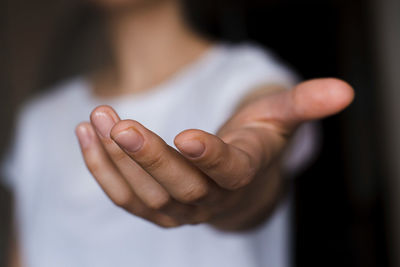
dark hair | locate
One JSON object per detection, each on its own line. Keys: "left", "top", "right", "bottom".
{"left": 182, "top": 0, "right": 249, "bottom": 42}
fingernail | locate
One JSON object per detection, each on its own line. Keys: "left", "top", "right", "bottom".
{"left": 76, "top": 124, "right": 93, "bottom": 149}
{"left": 92, "top": 112, "right": 117, "bottom": 138}
{"left": 113, "top": 127, "right": 144, "bottom": 153}
{"left": 177, "top": 140, "right": 205, "bottom": 158}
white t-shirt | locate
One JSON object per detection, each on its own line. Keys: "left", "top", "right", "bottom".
{"left": 3, "top": 43, "right": 315, "bottom": 267}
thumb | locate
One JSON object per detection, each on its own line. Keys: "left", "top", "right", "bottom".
{"left": 288, "top": 78, "right": 355, "bottom": 122}
{"left": 235, "top": 78, "right": 355, "bottom": 134}
{"left": 213, "top": 78, "right": 354, "bottom": 172}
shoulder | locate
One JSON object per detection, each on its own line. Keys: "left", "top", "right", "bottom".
{"left": 11, "top": 76, "right": 89, "bottom": 146}
{"left": 17, "top": 77, "right": 88, "bottom": 126}
{"left": 195, "top": 44, "right": 299, "bottom": 129}
{"left": 221, "top": 43, "right": 277, "bottom": 66}
{"left": 3, "top": 77, "right": 87, "bottom": 188}
{"left": 10, "top": 76, "right": 88, "bottom": 165}
{"left": 221, "top": 43, "right": 296, "bottom": 75}
{"left": 207, "top": 43, "right": 299, "bottom": 107}
{"left": 215, "top": 42, "right": 299, "bottom": 91}
{"left": 21, "top": 77, "right": 87, "bottom": 117}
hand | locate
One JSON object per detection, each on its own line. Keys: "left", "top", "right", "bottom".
{"left": 76, "top": 78, "right": 354, "bottom": 230}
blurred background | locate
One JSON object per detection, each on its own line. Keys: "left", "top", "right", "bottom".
{"left": 0, "top": 0, "right": 398, "bottom": 266}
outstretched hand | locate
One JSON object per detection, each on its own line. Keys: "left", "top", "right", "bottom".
{"left": 76, "top": 78, "right": 354, "bottom": 230}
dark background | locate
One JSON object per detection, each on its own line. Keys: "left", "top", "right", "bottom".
{"left": 0, "top": 0, "right": 396, "bottom": 266}
{"left": 213, "top": 1, "right": 387, "bottom": 266}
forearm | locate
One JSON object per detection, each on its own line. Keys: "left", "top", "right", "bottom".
{"left": 8, "top": 197, "right": 21, "bottom": 267}
{"left": 8, "top": 233, "right": 21, "bottom": 267}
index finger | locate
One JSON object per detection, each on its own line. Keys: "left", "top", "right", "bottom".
{"left": 174, "top": 128, "right": 280, "bottom": 190}
{"left": 110, "top": 120, "right": 224, "bottom": 206}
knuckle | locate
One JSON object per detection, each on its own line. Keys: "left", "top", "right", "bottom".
{"left": 110, "top": 191, "right": 133, "bottom": 208}
{"left": 111, "top": 148, "right": 128, "bottom": 164}
{"left": 179, "top": 185, "right": 209, "bottom": 204}
{"left": 203, "top": 154, "right": 225, "bottom": 170}
{"left": 85, "top": 158, "right": 101, "bottom": 176}
{"left": 140, "top": 150, "right": 166, "bottom": 172}
{"left": 190, "top": 211, "right": 212, "bottom": 225}
{"left": 227, "top": 170, "right": 255, "bottom": 190}
{"left": 146, "top": 194, "right": 171, "bottom": 211}
{"left": 225, "top": 156, "right": 257, "bottom": 190}
{"left": 156, "top": 218, "right": 182, "bottom": 229}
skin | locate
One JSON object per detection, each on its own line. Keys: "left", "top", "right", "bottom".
{"left": 76, "top": 79, "right": 354, "bottom": 230}
{"left": 74, "top": 0, "right": 355, "bottom": 231}
{"left": 8, "top": 226, "right": 20, "bottom": 267}
{"left": 9, "top": 0, "right": 354, "bottom": 266}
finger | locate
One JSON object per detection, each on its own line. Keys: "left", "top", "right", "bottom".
{"left": 174, "top": 129, "right": 260, "bottom": 190}
{"left": 90, "top": 107, "right": 214, "bottom": 224}
{"left": 227, "top": 78, "right": 355, "bottom": 135}
{"left": 90, "top": 107, "right": 210, "bottom": 223}
{"left": 204, "top": 78, "right": 353, "bottom": 182}
{"left": 75, "top": 122, "right": 152, "bottom": 216}
{"left": 110, "top": 120, "right": 224, "bottom": 205}
{"left": 90, "top": 106, "right": 171, "bottom": 211}
{"left": 76, "top": 123, "right": 187, "bottom": 228}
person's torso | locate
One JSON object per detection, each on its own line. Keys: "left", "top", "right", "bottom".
{"left": 9, "top": 43, "right": 296, "bottom": 267}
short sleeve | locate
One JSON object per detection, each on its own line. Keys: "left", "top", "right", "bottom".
{"left": 1, "top": 141, "right": 17, "bottom": 189}
{"left": 282, "top": 122, "right": 321, "bottom": 177}
{"left": 1, "top": 103, "right": 39, "bottom": 190}
{"left": 216, "top": 43, "right": 300, "bottom": 113}
{"left": 1, "top": 112, "right": 26, "bottom": 190}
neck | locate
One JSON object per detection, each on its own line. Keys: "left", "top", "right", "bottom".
{"left": 93, "top": 0, "right": 212, "bottom": 97}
